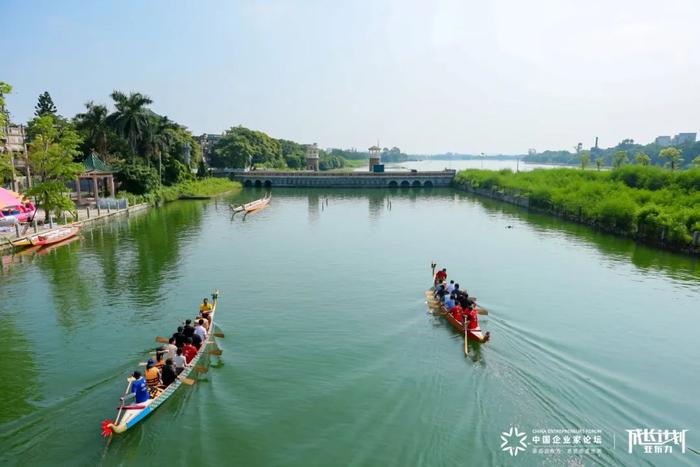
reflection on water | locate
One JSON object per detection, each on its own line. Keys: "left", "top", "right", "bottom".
{"left": 0, "top": 316, "right": 39, "bottom": 423}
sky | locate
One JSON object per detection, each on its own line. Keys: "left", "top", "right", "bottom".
{"left": 2, "top": 0, "right": 699, "bottom": 154}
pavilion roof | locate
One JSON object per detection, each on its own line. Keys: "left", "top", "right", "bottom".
{"left": 82, "top": 151, "right": 115, "bottom": 173}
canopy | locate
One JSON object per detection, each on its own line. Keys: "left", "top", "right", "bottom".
{"left": 0, "top": 187, "right": 23, "bottom": 209}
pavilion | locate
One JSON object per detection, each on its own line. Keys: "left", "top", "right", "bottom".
{"left": 76, "top": 152, "right": 116, "bottom": 203}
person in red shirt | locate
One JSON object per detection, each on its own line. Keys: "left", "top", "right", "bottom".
{"left": 464, "top": 300, "right": 479, "bottom": 330}
{"left": 182, "top": 337, "right": 198, "bottom": 364}
{"left": 449, "top": 302, "right": 463, "bottom": 323}
{"left": 434, "top": 268, "right": 447, "bottom": 286}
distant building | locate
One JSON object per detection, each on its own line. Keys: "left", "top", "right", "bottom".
{"left": 672, "top": 133, "right": 696, "bottom": 145}
{"left": 1, "top": 124, "right": 27, "bottom": 153}
{"left": 654, "top": 136, "right": 672, "bottom": 147}
{"left": 197, "top": 133, "right": 224, "bottom": 164}
{"left": 306, "top": 143, "right": 319, "bottom": 171}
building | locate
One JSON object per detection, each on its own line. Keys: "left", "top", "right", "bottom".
{"left": 197, "top": 133, "right": 223, "bottom": 164}
{"left": 368, "top": 145, "right": 381, "bottom": 171}
{"left": 306, "top": 143, "right": 319, "bottom": 171}
{"left": 1, "top": 124, "right": 30, "bottom": 191}
{"left": 672, "top": 133, "right": 696, "bottom": 145}
{"left": 654, "top": 136, "right": 672, "bottom": 147}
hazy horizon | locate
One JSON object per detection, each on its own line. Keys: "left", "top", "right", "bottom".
{"left": 2, "top": 0, "right": 699, "bottom": 154}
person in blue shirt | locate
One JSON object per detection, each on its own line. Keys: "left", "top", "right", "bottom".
{"left": 444, "top": 293, "right": 456, "bottom": 310}
{"left": 129, "top": 371, "right": 150, "bottom": 403}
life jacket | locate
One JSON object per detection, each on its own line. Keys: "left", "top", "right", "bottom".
{"left": 449, "top": 305, "right": 464, "bottom": 322}
{"left": 145, "top": 367, "right": 160, "bottom": 387}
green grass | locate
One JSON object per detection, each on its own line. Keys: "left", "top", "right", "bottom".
{"left": 119, "top": 178, "right": 241, "bottom": 205}
{"left": 454, "top": 166, "right": 700, "bottom": 250}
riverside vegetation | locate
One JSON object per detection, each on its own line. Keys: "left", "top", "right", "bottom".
{"left": 454, "top": 166, "right": 700, "bottom": 253}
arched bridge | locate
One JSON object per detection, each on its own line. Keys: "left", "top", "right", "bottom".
{"left": 228, "top": 170, "right": 456, "bottom": 188}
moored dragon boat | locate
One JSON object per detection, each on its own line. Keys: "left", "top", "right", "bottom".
{"left": 101, "top": 290, "right": 220, "bottom": 436}
{"left": 12, "top": 226, "right": 80, "bottom": 247}
{"left": 230, "top": 193, "right": 271, "bottom": 214}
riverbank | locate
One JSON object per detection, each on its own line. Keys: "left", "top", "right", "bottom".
{"left": 119, "top": 178, "right": 242, "bottom": 205}
{"left": 453, "top": 167, "right": 700, "bottom": 256}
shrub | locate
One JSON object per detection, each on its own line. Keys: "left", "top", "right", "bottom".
{"left": 116, "top": 164, "right": 159, "bottom": 195}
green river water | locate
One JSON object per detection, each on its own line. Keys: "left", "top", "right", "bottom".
{"left": 0, "top": 187, "right": 698, "bottom": 467}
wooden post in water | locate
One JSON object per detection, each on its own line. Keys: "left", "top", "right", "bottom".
{"left": 49, "top": 215, "right": 53, "bottom": 229}
{"left": 62, "top": 212, "right": 67, "bottom": 225}
{"left": 33, "top": 219, "right": 38, "bottom": 233}
{"left": 97, "top": 205, "right": 101, "bottom": 217}
{"left": 86, "top": 207, "right": 90, "bottom": 219}
{"left": 15, "top": 224, "right": 20, "bottom": 237}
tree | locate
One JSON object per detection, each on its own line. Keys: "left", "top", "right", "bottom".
{"left": 612, "top": 150, "right": 628, "bottom": 168}
{"left": 595, "top": 156, "right": 604, "bottom": 171}
{"left": 634, "top": 151, "right": 651, "bottom": 166}
{"left": 580, "top": 151, "right": 591, "bottom": 170}
{"left": 693, "top": 155, "right": 700, "bottom": 167}
{"left": 74, "top": 101, "right": 110, "bottom": 156}
{"left": 659, "top": 147, "right": 683, "bottom": 171}
{"left": 26, "top": 115, "right": 83, "bottom": 219}
{"left": 107, "top": 91, "right": 153, "bottom": 161}
{"left": 0, "top": 81, "right": 11, "bottom": 136}
{"left": 574, "top": 142, "right": 583, "bottom": 154}
{"left": 34, "top": 91, "right": 57, "bottom": 117}
{"left": 211, "top": 126, "right": 282, "bottom": 169}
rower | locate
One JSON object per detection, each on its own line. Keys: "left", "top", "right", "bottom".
{"left": 173, "top": 348, "right": 187, "bottom": 374}
{"left": 145, "top": 359, "right": 162, "bottom": 397}
{"left": 447, "top": 280, "right": 455, "bottom": 293}
{"left": 464, "top": 300, "right": 479, "bottom": 330}
{"left": 165, "top": 337, "right": 178, "bottom": 362}
{"left": 444, "top": 293, "right": 456, "bottom": 310}
{"left": 449, "top": 302, "right": 464, "bottom": 323}
{"left": 435, "top": 283, "right": 448, "bottom": 301}
{"left": 173, "top": 326, "right": 186, "bottom": 348}
{"left": 182, "top": 337, "right": 198, "bottom": 364}
{"left": 161, "top": 359, "right": 177, "bottom": 387}
{"left": 434, "top": 268, "right": 447, "bottom": 286}
{"left": 128, "top": 371, "right": 150, "bottom": 403}
{"left": 194, "top": 319, "right": 208, "bottom": 342}
{"left": 183, "top": 319, "right": 195, "bottom": 339}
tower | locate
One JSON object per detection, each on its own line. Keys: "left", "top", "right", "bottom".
{"left": 306, "top": 143, "right": 319, "bottom": 171}
{"left": 368, "top": 145, "right": 381, "bottom": 171}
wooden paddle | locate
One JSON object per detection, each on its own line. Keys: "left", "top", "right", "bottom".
{"left": 155, "top": 336, "right": 170, "bottom": 344}
{"left": 464, "top": 315, "right": 469, "bottom": 356}
{"left": 209, "top": 349, "right": 223, "bottom": 356}
{"left": 213, "top": 332, "right": 224, "bottom": 338}
{"left": 179, "top": 377, "right": 195, "bottom": 385}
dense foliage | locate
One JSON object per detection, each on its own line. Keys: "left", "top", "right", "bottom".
{"left": 118, "top": 178, "right": 240, "bottom": 205}
{"left": 524, "top": 138, "right": 700, "bottom": 169}
{"left": 454, "top": 166, "right": 700, "bottom": 250}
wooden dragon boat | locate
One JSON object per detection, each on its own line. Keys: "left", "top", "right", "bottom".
{"left": 101, "top": 290, "right": 220, "bottom": 436}
{"left": 12, "top": 226, "right": 80, "bottom": 247}
{"left": 230, "top": 193, "right": 271, "bottom": 214}
{"left": 425, "top": 290, "right": 490, "bottom": 343}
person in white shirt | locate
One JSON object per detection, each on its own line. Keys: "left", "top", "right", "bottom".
{"left": 173, "top": 348, "right": 188, "bottom": 374}
{"left": 194, "top": 319, "right": 208, "bottom": 342}
{"left": 165, "top": 337, "right": 178, "bottom": 361}
{"left": 447, "top": 280, "right": 455, "bottom": 294}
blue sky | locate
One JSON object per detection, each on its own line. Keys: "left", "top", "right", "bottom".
{"left": 2, "top": 0, "right": 699, "bottom": 154}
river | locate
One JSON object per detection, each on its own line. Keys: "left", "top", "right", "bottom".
{"left": 1, "top": 183, "right": 698, "bottom": 466}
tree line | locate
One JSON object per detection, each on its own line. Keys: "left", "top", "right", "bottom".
{"left": 524, "top": 138, "right": 700, "bottom": 170}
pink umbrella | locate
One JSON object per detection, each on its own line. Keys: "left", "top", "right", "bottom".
{"left": 0, "top": 187, "right": 23, "bottom": 209}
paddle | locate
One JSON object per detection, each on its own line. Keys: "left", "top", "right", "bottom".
{"left": 209, "top": 348, "right": 223, "bottom": 356}
{"left": 179, "top": 377, "right": 195, "bottom": 385}
{"left": 213, "top": 332, "right": 224, "bottom": 338}
{"left": 464, "top": 315, "right": 469, "bottom": 356}
{"left": 155, "top": 336, "right": 170, "bottom": 344}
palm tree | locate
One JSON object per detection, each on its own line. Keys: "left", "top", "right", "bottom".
{"left": 143, "top": 116, "right": 176, "bottom": 184}
{"left": 107, "top": 91, "right": 153, "bottom": 162}
{"left": 74, "top": 101, "right": 110, "bottom": 156}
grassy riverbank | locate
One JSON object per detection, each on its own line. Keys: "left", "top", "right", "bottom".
{"left": 120, "top": 178, "right": 242, "bottom": 205}
{"left": 454, "top": 166, "right": 700, "bottom": 252}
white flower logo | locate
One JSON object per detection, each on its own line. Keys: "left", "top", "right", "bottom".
{"left": 501, "top": 426, "right": 528, "bottom": 456}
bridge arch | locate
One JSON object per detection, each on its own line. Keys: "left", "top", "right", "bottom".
{"left": 264, "top": 180, "right": 272, "bottom": 188}
{"left": 424, "top": 180, "right": 433, "bottom": 188}
{"left": 388, "top": 180, "right": 398, "bottom": 188}
{"left": 254, "top": 180, "right": 262, "bottom": 188}
{"left": 400, "top": 181, "right": 410, "bottom": 188}
{"left": 412, "top": 180, "right": 421, "bottom": 187}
